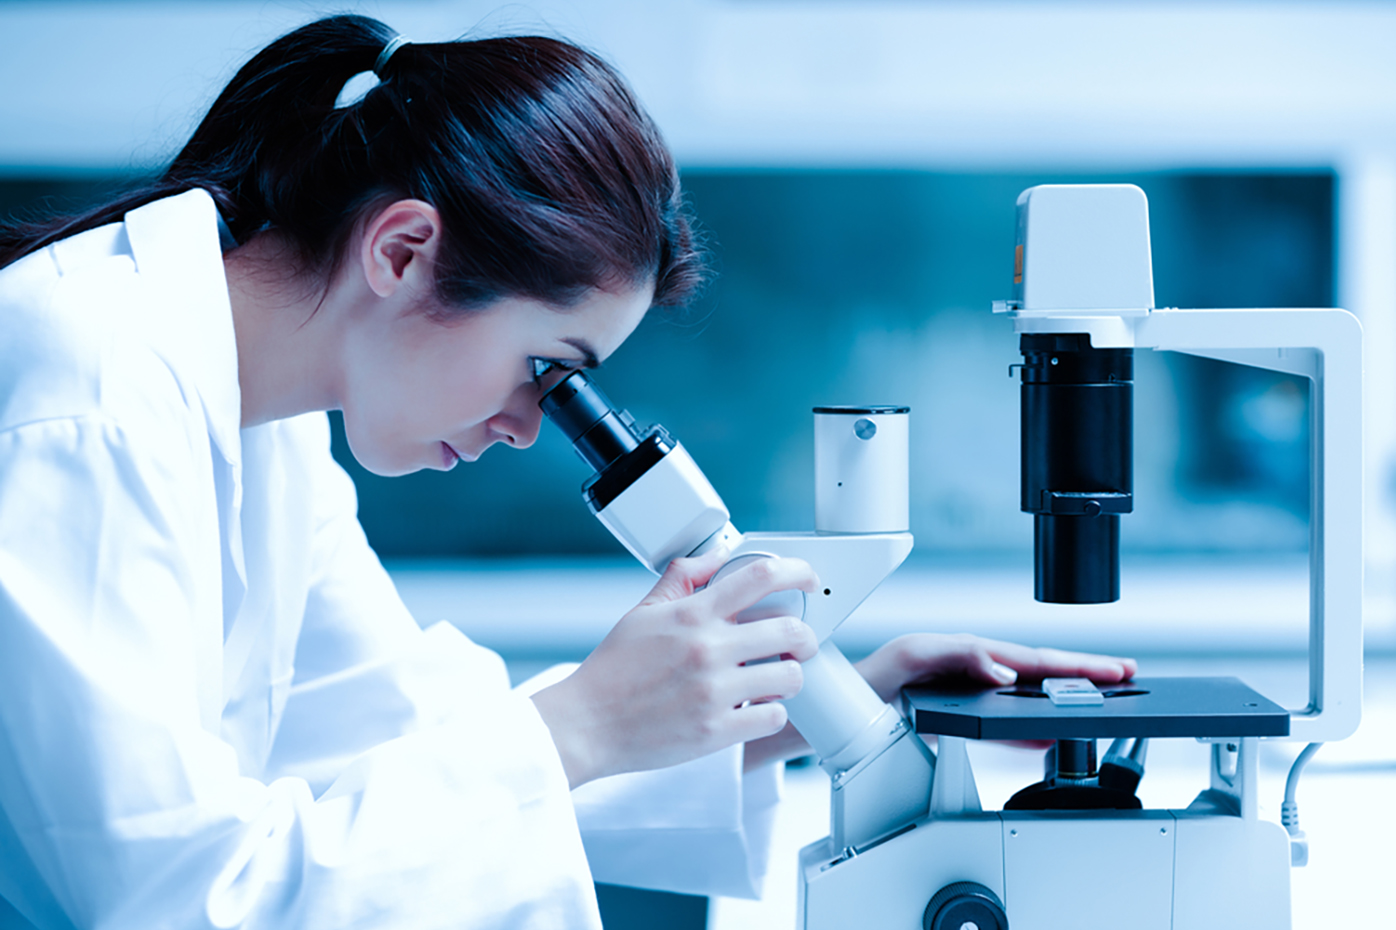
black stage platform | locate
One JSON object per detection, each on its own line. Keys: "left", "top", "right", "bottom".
{"left": 902, "top": 676, "right": 1290, "bottom": 740}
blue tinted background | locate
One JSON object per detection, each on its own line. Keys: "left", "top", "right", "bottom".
{"left": 0, "top": 170, "right": 1330, "bottom": 560}
{"left": 320, "top": 170, "right": 1331, "bottom": 559}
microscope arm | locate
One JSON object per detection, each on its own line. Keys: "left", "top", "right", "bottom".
{"left": 722, "top": 530, "right": 938, "bottom": 852}
{"left": 1015, "top": 305, "right": 1363, "bottom": 742}
{"left": 1139, "top": 308, "right": 1363, "bottom": 745}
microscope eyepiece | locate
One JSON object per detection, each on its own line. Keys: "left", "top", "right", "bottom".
{"left": 539, "top": 370, "right": 677, "bottom": 514}
{"left": 540, "top": 370, "right": 731, "bottom": 572}
{"left": 540, "top": 372, "right": 642, "bottom": 474}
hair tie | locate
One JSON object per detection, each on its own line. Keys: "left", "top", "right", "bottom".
{"left": 374, "top": 35, "right": 411, "bottom": 77}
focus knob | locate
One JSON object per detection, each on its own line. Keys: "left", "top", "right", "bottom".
{"left": 923, "top": 881, "right": 1008, "bottom": 930}
{"left": 706, "top": 552, "right": 807, "bottom": 624}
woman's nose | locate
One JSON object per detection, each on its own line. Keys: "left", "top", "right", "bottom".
{"left": 489, "top": 385, "right": 545, "bottom": 449}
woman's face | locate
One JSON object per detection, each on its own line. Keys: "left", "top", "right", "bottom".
{"left": 339, "top": 285, "right": 652, "bottom": 477}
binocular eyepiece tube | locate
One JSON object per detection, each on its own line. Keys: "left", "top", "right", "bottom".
{"left": 539, "top": 372, "right": 642, "bottom": 475}
{"left": 539, "top": 370, "right": 733, "bottom": 574}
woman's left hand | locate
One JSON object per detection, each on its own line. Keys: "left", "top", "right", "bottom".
{"left": 854, "top": 633, "right": 1137, "bottom": 703}
{"left": 743, "top": 633, "right": 1137, "bottom": 770}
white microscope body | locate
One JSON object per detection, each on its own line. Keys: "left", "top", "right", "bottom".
{"left": 540, "top": 184, "right": 1362, "bottom": 930}
{"left": 541, "top": 375, "right": 933, "bottom": 855}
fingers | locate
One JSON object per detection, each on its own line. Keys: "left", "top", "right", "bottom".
{"left": 678, "top": 662, "right": 800, "bottom": 758}
{"left": 702, "top": 557, "right": 819, "bottom": 619}
{"left": 731, "top": 657, "right": 805, "bottom": 704}
{"left": 730, "top": 615, "right": 819, "bottom": 664}
{"left": 728, "top": 699, "right": 790, "bottom": 743}
{"left": 858, "top": 634, "right": 995, "bottom": 700}
{"left": 856, "top": 633, "right": 1139, "bottom": 703}
{"left": 638, "top": 549, "right": 729, "bottom": 607}
{"left": 912, "top": 634, "right": 1017, "bottom": 685}
{"left": 980, "top": 639, "right": 1137, "bottom": 683}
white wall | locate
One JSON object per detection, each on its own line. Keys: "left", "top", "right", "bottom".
{"left": 2, "top": 1, "right": 1394, "bottom": 171}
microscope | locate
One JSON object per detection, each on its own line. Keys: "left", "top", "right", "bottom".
{"left": 541, "top": 184, "right": 1362, "bottom": 930}
{"left": 541, "top": 375, "right": 930, "bottom": 852}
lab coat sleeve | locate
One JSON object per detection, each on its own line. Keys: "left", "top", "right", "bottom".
{"left": 571, "top": 750, "right": 783, "bottom": 900}
{"left": 517, "top": 666, "right": 785, "bottom": 900}
{"left": 0, "top": 414, "right": 600, "bottom": 930}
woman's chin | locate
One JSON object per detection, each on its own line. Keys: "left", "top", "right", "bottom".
{"left": 345, "top": 436, "right": 478, "bottom": 477}
{"left": 345, "top": 442, "right": 424, "bottom": 478}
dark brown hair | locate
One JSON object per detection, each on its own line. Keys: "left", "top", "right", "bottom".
{"left": 0, "top": 15, "right": 704, "bottom": 309}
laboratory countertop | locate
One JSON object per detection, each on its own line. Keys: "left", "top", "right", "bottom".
{"left": 386, "top": 554, "right": 1396, "bottom": 660}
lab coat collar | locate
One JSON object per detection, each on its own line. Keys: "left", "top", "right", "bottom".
{"left": 123, "top": 189, "right": 243, "bottom": 467}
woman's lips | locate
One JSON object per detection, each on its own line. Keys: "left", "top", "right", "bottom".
{"left": 441, "top": 441, "right": 476, "bottom": 469}
{"left": 441, "top": 441, "right": 462, "bottom": 470}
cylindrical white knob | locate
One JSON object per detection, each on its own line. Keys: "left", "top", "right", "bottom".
{"left": 814, "top": 406, "right": 909, "bottom": 533}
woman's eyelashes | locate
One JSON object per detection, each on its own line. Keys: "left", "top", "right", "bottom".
{"left": 530, "top": 357, "right": 575, "bottom": 387}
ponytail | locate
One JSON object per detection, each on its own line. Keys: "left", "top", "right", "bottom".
{"left": 0, "top": 15, "right": 704, "bottom": 309}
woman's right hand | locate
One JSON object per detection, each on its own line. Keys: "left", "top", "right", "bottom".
{"left": 530, "top": 551, "right": 820, "bottom": 789}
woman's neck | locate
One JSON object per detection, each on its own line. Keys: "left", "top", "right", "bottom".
{"left": 223, "top": 233, "right": 346, "bottom": 429}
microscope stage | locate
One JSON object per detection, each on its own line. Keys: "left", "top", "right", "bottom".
{"left": 903, "top": 676, "right": 1289, "bottom": 740}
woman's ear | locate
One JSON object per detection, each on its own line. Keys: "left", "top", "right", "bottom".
{"left": 360, "top": 199, "right": 443, "bottom": 299}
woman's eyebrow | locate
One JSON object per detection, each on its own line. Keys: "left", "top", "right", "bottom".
{"left": 561, "top": 338, "right": 601, "bottom": 369}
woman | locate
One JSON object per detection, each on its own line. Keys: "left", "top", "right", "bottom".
{"left": 0, "top": 15, "right": 1135, "bottom": 929}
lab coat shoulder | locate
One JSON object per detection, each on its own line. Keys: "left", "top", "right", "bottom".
{"left": 0, "top": 192, "right": 236, "bottom": 481}
{"left": 0, "top": 224, "right": 154, "bottom": 433}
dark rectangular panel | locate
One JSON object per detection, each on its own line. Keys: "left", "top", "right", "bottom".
{"left": 904, "top": 676, "right": 1289, "bottom": 740}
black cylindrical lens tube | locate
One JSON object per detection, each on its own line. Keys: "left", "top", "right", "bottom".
{"left": 1019, "top": 333, "right": 1133, "bottom": 604}
{"left": 1035, "top": 512, "right": 1120, "bottom": 603}
{"left": 540, "top": 372, "right": 640, "bottom": 473}
{"left": 1055, "top": 739, "right": 1098, "bottom": 779}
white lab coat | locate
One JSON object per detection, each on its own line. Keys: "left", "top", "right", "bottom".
{"left": 0, "top": 190, "right": 780, "bottom": 930}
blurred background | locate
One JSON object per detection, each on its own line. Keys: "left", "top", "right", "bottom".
{"left": 1, "top": 2, "right": 1394, "bottom": 927}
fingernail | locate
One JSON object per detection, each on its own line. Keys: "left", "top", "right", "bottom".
{"left": 991, "top": 662, "right": 1018, "bottom": 684}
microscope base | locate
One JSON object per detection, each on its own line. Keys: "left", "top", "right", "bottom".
{"left": 798, "top": 809, "right": 1291, "bottom": 930}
